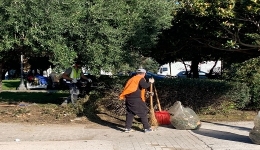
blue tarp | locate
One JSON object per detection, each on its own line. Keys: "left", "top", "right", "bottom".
{"left": 35, "top": 75, "right": 48, "bottom": 85}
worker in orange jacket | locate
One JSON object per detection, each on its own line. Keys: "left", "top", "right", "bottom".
{"left": 119, "top": 68, "right": 154, "bottom": 133}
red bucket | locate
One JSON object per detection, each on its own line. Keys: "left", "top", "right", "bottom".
{"left": 155, "top": 111, "right": 171, "bottom": 125}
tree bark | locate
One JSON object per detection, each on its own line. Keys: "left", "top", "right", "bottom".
{"left": 190, "top": 58, "right": 200, "bottom": 78}
{"left": 0, "top": 62, "right": 2, "bottom": 92}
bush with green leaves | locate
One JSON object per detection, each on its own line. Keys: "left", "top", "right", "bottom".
{"left": 154, "top": 78, "right": 250, "bottom": 112}
{"left": 224, "top": 56, "right": 260, "bottom": 109}
{"left": 93, "top": 75, "right": 252, "bottom": 117}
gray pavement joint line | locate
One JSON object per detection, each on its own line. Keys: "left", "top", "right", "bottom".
{"left": 187, "top": 130, "right": 213, "bottom": 150}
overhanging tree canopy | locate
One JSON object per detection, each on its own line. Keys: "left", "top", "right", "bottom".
{"left": 150, "top": 0, "right": 260, "bottom": 78}
{"left": 0, "top": 0, "right": 174, "bottom": 83}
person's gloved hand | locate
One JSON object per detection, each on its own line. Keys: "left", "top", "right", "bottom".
{"left": 72, "top": 79, "right": 77, "bottom": 83}
{"left": 87, "top": 78, "right": 92, "bottom": 83}
{"left": 145, "top": 91, "right": 154, "bottom": 98}
{"left": 148, "top": 92, "right": 154, "bottom": 96}
{"left": 149, "top": 78, "right": 155, "bottom": 83}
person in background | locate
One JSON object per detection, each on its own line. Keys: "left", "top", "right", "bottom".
{"left": 119, "top": 68, "right": 155, "bottom": 133}
{"left": 61, "top": 60, "right": 91, "bottom": 105}
{"left": 5, "top": 71, "right": 8, "bottom": 80}
{"left": 9, "top": 69, "right": 16, "bottom": 79}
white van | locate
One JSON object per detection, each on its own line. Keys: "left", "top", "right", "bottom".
{"left": 157, "top": 61, "right": 191, "bottom": 77}
{"left": 157, "top": 61, "right": 221, "bottom": 77}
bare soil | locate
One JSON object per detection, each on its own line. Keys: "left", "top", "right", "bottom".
{"left": 0, "top": 102, "right": 257, "bottom": 128}
{"left": 0, "top": 101, "right": 126, "bottom": 128}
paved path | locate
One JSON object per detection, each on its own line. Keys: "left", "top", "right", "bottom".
{"left": 0, "top": 121, "right": 259, "bottom": 150}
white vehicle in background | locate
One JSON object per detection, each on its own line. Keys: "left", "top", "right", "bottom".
{"left": 157, "top": 61, "right": 191, "bottom": 77}
{"left": 157, "top": 61, "right": 222, "bottom": 77}
{"left": 100, "top": 70, "right": 112, "bottom": 75}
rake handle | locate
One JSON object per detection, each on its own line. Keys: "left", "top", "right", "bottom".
{"left": 150, "top": 83, "right": 154, "bottom": 109}
{"left": 154, "top": 85, "right": 162, "bottom": 111}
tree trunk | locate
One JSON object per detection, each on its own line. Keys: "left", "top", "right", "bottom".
{"left": 169, "top": 62, "right": 172, "bottom": 76}
{"left": 209, "top": 60, "right": 218, "bottom": 77}
{"left": 0, "top": 63, "right": 2, "bottom": 92}
{"left": 190, "top": 59, "right": 200, "bottom": 78}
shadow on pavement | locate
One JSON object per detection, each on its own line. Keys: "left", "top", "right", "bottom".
{"left": 88, "top": 113, "right": 144, "bottom": 132}
{"left": 201, "top": 121, "right": 252, "bottom": 131}
{"left": 192, "top": 128, "right": 254, "bottom": 144}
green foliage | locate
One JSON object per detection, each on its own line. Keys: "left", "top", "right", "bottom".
{"left": 141, "top": 58, "right": 160, "bottom": 73}
{"left": 123, "top": 57, "right": 159, "bottom": 73}
{"left": 0, "top": 76, "right": 254, "bottom": 120}
{"left": 178, "top": 0, "right": 236, "bottom": 17}
{"left": 95, "top": 76, "right": 252, "bottom": 117}
{"left": 224, "top": 56, "right": 260, "bottom": 109}
{"left": 2, "top": 80, "right": 20, "bottom": 90}
{"left": 225, "top": 82, "right": 251, "bottom": 109}
{"left": 0, "top": 91, "right": 68, "bottom": 104}
{"left": 1, "top": 0, "right": 259, "bottom": 79}
{"left": 153, "top": 0, "right": 260, "bottom": 68}
{"left": 124, "top": 0, "right": 174, "bottom": 50}
{"left": 154, "top": 79, "right": 234, "bottom": 111}
{"left": 79, "top": 0, "right": 174, "bottom": 74}
{"left": 0, "top": 0, "right": 81, "bottom": 70}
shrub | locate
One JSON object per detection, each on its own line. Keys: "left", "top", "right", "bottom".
{"left": 225, "top": 82, "right": 250, "bottom": 109}
{"left": 94, "top": 75, "right": 252, "bottom": 118}
{"left": 224, "top": 56, "right": 260, "bottom": 109}
{"left": 154, "top": 78, "right": 250, "bottom": 112}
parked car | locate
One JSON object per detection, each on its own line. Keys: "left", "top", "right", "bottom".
{"left": 176, "top": 71, "right": 208, "bottom": 79}
{"left": 146, "top": 72, "right": 166, "bottom": 80}
{"left": 129, "top": 71, "right": 166, "bottom": 80}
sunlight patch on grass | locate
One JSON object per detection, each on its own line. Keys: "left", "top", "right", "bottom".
{"left": 2, "top": 80, "right": 21, "bottom": 90}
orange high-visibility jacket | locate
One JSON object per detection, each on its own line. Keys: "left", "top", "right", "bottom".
{"left": 119, "top": 75, "right": 146, "bottom": 101}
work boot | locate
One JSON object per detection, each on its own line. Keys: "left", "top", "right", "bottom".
{"left": 124, "top": 128, "right": 134, "bottom": 133}
{"left": 144, "top": 128, "right": 154, "bottom": 133}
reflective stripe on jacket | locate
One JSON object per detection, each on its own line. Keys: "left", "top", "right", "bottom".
{"left": 119, "top": 75, "right": 146, "bottom": 102}
{"left": 70, "top": 68, "right": 81, "bottom": 79}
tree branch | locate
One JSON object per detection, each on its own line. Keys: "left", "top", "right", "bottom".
{"left": 235, "top": 32, "right": 260, "bottom": 49}
{"left": 191, "top": 37, "right": 259, "bottom": 54}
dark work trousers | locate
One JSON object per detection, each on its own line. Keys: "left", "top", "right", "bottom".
{"left": 125, "top": 98, "right": 150, "bottom": 129}
{"left": 65, "top": 82, "right": 78, "bottom": 102}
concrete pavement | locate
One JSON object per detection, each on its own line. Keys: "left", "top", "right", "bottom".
{"left": 0, "top": 121, "right": 259, "bottom": 150}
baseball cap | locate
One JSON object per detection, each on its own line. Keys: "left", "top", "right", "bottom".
{"left": 136, "top": 68, "right": 146, "bottom": 73}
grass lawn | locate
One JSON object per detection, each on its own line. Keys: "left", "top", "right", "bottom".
{"left": 0, "top": 80, "right": 78, "bottom": 124}
{"left": 1, "top": 80, "right": 68, "bottom": 104}
{"left": 0, "top": 92, "right": 68, "bottom": 104}
{"left": 2, "top": 80, "right": 21, "bottom": 90}
{"left": 0, "top": 79, "right": 257, "bottom": 125}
